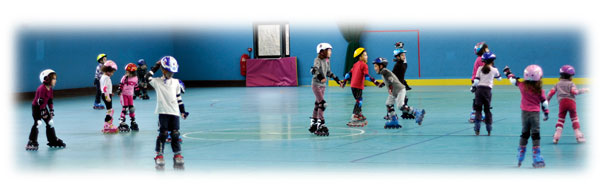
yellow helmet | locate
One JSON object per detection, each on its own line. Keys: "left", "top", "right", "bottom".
{"left": 97, "top": 53, "right": 107, "bottom": 62}
{"left": 353, "top": 47, "right": 365, "bottom": 58}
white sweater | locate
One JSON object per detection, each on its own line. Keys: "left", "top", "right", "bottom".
{"left": 148, "top": 76, "right": 183, "bottom": 116}
{"left": 100, "top": 74, "right": 112, "bottom": 95}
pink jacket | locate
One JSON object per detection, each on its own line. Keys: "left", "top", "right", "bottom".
{"left": 518, "top": 82, "right": 548, "bottom": 113}
{"left": 119, "top": 75, "right": 138, "bottom": 96}
{"left": 471, "top": 56, "right": 484, "bottom": 81}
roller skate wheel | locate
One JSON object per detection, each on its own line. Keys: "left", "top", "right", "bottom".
{"left": 532, "top": 163, "right": 545, "bottom": 168}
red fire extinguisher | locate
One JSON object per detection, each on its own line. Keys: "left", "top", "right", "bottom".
{"left": 240, "top": 54, "right": 249, "bottom": 76}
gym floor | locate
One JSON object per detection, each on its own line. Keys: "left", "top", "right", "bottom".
{"left": 14, "top": 85, "right": 588, "bottom": 172}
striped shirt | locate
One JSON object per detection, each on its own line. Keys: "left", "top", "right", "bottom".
{"left": 95, "top": 64, "right": 103, "bottom": 79}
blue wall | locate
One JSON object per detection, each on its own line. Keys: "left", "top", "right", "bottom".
{"left": 17, "top": 29, "right": 175, "bottom": 92}
{"left": 290, "top": 23, "right": 348, "bottom": 85}
{"left": 17, "top": 24, "right": 583, "bottom": 92}
{"left": 360, "top": 26, "right": 583, "bottom": 81}
{"left": 172, "top": 25, "right": 253, "bottom": 81}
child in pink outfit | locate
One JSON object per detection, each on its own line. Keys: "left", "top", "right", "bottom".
{"left": 503, "top": 65, "right": 549, "bottom": 168}
{"left": 117, "top": 63, "right": 140, "bottom": 132}
{"left": 547, "top": 65, "right": 588, "bottom": 144}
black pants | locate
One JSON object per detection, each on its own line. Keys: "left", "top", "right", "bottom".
{"left": 101, "top": 94, "right": 112, "bottom": 110}
{"left": 94, "top": 79, "right": 101, "bottom": 104}
{"left": 352, "top": 88, "right": 363, "bottom": 115}
{"left": 135, "top": 82, "right": 148, "bottom": 97}
{"left": 155, "top": 114, "right": 181, "bottom": 154}
{"left": 474, "top": 86, "right": 493, "bottom": 132}
{"left": 28, "top": 105, "right": 57, "bottom": 143}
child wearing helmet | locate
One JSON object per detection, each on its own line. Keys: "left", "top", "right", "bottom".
{"left": 391, "top": 43, "right": 411, "bottom": 90}
{"left": 471, "top": 52, "right": 501, "bottom": 136}
{"left": 145, "top": 56, "right": 189, "bottom": 167}
{"left": 116, "top": 63, "right": 140, "bottom": 132}
{"left": 392, "top": 43, "right": 415, "bottom": 119}
{"left": 340, "top": 47, "right": 383, "bottom": 127}
{"left": 93, "top": 54, "right": 107, "bottom": 110}
{"left": 372, "top": 57, "right": 426, "bottom": 128}
{"left": 547, "top": 65, "right": 589, "bottom": 144}
{"left": 135, "top": 59, "right": 150, "bottom": 100}
{"left": 503, "top": 64, "right": 550, "bottom": 168}
{"left": 26, "top": 69, "right": 66, "bottom": 150}
{"left": 100, "top": 60, "right": 119, "bottom": 134}
{"left": 469, "top": 42, "right": 490, "bottom": 123}
{"left": 308, "top": 43, "right": 342, "bottom": 136}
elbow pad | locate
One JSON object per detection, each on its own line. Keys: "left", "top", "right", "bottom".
{"left": 472, "top": 79, "right": 480, "bottom": 86}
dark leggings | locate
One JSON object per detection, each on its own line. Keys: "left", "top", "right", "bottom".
{"left": 28, "top": 105, "right": 57, "bottom": 143}
{"left": 94, "top": 79, "right": 102, "bottom": 104}
{"left": 352, "top": 88, "right": 363, "bottom": 115}
{"left": 155, "top": 114, "right": 181, "bottom": 154}
{"left": 474, "top": 86, "right": 492, "bottom": 132}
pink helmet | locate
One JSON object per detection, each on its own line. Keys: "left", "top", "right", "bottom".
{"left": 104, "top": 60, "right": 118, "bottom": 71}
{"left": 559, "top": 65, "right": 575, "bottom": 75}
{"left": 523, "top": 65, "right": 543, "bottom": 81}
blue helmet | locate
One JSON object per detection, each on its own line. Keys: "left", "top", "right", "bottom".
{"left": 482, "top": 52, "right": 496, "bottom": 63}
{"left": 372, "top": 57, "right": 388, "bottom": 67}
{"left": 160, "top": 56, "right": 179, "bottom": 73}
{"left": 137, "top": 59, "right": 145, "bottom": 66}
{"left": 393, "top": 48, "right": 407, "bottom": 56}
{"left": 474, "top": 42, "right": 487, "bottom": 55}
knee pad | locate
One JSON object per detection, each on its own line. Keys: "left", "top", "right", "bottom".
{"left": 35, "top": 120, "right": 42, "bottom": 128}
{"left": 314, "top": 101, "right": 319, "bottom": 111}
{"left": 129, "top": 106, "right": 135, "bottom": 114}
{"left": 121, "top": 106, "right": 128, "bottom": 115}
{"left": 532, "top": 133, "right": 541, "bottom": 140}
{"left": 46, "top": 119, "right": 54, "bottom": 128}
{"left": 170, "top": 130, "right": 180, "bottom": 138}
{"left": 159, "top": 131, "right": 169, "bottom": 138}
{"left": 357, "top": 97, "right": 363, "bottom": 107}
{"left": 520, "top": 132, "right": 531, "bottom": 140}
{"left": 386, "top": 105, "right": 395, "bottom": 112}
{"left": 318, "top": 100, "right": 327, "bottom": 111}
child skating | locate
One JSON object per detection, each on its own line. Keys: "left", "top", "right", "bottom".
{"left": 93, "top": 53, "right": 107, "bottom": 109}
{"left": 372, "top": 57, "right": 425, "bottom": 128}
{"left": 503, "top": 64, "right": 549, "bottom": 168}
{"left": 470, "top": 52, "right": 501, "bottom": 136}
{"left": 100, "top": 60, "right": 119, "bottom": 134}
{"left": 116, "top": 63, "right": 140, "bottom": 132}
{"left": 391, "top": 43, "right": 415, "bottom": 119}
{"left": 309, "top": 43, "right": 342, "bottom": 136}
{"left": 547, "top": 65, "right": 589, "bottom": 143}
{"left": 26, "top": 69, "right": 66, "bottom": 150}
{"left": 135, "top": 59, "right": 150, "bottom": 100}
{"left": 469, "top": 42, "right": 489, "bottom": 123}
{"left": 340, "top": 47, "right": 383, "bottom": 127}
{"left": 145, "top": 56, "right": 189, "bottom": 167}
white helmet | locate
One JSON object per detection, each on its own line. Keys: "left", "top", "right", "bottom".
{"left": 160, "top": 56, "right": 179, "bottom": 73}
{"left": 39, "top": 69, "right": 56, "bottom": 84}
{"left": 316, "top": 43, "right": 332, "bottom": 54}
